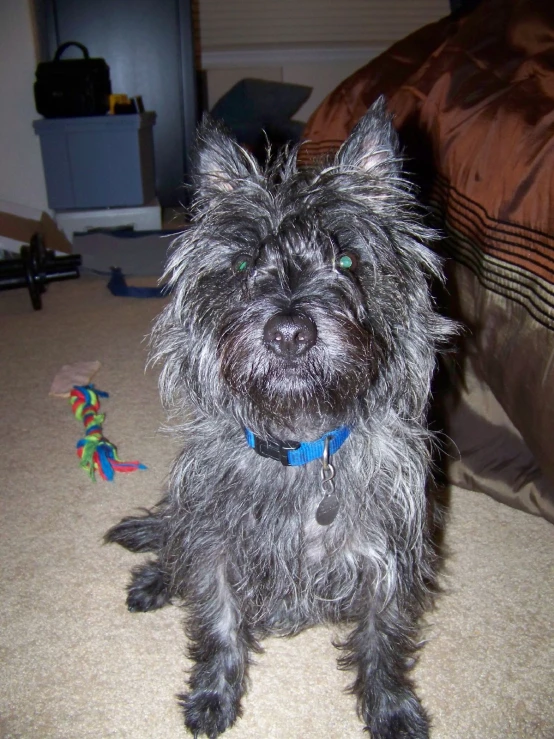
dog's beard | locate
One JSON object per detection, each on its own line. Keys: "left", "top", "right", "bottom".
{"left": 218, "top": 306, "right": 377, "bottom": 434}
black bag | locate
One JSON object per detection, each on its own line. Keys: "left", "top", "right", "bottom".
{"left": 34, "top": 42, "right": 111, "bottom": 118}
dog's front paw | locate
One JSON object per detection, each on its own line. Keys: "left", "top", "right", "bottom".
{"left": 364, "top": 689, "right": 429, "bottom": 739}
{"left": 180, "top": 689, "right": 240, "bottom": 738}
{"left": 126, "top": 560, "right": 170, "bottom": 612}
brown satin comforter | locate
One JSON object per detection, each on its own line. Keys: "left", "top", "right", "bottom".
{"left": 302, "top": 0, "right": 554, "bottom": 521}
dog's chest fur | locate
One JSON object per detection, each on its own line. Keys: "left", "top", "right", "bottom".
{"left": 164, "top": 420, "right": 420, "bottom": 629}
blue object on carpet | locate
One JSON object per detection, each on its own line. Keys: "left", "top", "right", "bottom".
{"left": 107, "top": 267, "right": 170, "bottom": 298}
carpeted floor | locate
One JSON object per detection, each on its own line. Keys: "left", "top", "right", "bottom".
{"left": 1, "top": 276, "right": 553, "bottom": 739}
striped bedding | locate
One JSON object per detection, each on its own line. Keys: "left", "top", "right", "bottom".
{"left": 301, "top": 0, "right": 554, "bottom": 520}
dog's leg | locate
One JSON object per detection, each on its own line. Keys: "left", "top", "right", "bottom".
{"left": 125, "top": 559, "right": 171, "bottom": 612}
{"left": 104, "top": 506, "right": 165, "bottom": 553}
{"left": 339, "top": 598, "right": 429, "bottom": 739}
{"left": 179, "top": 564, "right": 255, "bottom": 738}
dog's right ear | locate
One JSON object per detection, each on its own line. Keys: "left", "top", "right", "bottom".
{"left": 192, "top": 115, "right": 261, "bottom": 199}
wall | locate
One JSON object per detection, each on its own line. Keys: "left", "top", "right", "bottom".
{"left": 0, "top": 0, "right": 48, "bottom": 212}
{"left": 198, "top": 0, "right": 450, "bottom": 121}
{"left": 199, "top": 0, "right": 450, "bottom": 48}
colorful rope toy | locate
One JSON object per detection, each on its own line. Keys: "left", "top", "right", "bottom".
{"left": 69, "top": 385, "right": 146, "bottom": 481}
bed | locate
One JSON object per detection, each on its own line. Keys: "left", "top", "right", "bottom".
{"left": 301, "top": 0, "right": 554, "bottom": 522}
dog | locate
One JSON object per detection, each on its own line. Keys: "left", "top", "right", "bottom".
{"left": 105, "top": 97, "right": 451, "bottom": 738}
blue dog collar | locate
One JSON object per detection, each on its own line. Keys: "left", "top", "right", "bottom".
{"left": 244, "top": 427, "right": 350, "bottom": 466}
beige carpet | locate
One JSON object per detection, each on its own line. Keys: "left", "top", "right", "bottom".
{"left": 1, "top": 276, "right": 553, "bottom": 739}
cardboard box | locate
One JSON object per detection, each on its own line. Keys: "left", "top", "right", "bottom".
{"left": 73, "top": 228, "right": 178, "bottom": 276}
{"left": 0, "top": 201, "right": 72, "bottom": 255}
{"left": 55, "top": 198, "right": 162, "bottom": 244}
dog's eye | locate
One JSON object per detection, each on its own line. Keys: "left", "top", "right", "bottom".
{"left": 337, "top": 252, "right": 358, "bottom": 271}
{"left": 233, "top": 254, "right": 253, "bottom": 274}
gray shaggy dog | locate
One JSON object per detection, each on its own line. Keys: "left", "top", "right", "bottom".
{"left": 106, "top": 97, "right": 451, "bottom": 739}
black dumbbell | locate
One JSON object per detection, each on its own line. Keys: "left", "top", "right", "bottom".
{"left": 0, "top": 233, "right": 81, "bottom": 310}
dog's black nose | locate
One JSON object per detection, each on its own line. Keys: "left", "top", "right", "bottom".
{"left": 263, "top": 312, "right": 317, "bottom": 358}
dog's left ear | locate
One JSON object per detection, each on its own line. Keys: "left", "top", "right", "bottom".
{"left": 336, "top": 97, "right": 400, "bottom": 177}
{"left": 192, "top": 115, "right": 261, "bottom": 198}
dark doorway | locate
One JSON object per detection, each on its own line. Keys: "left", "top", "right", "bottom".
{"left": 33, "top": 0, "right": 198, "bottom": 208}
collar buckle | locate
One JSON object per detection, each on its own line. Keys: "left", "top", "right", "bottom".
{"left": 253, "top": 436, "right": 301, "bottom": 466}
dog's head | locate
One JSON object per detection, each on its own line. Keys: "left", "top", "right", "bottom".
{"left": 153, "top": 98, "right": 449, "bottom": 436}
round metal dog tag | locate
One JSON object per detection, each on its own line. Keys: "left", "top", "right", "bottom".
{"left": 316, "top": 493, "right": 339, "bottom": 526}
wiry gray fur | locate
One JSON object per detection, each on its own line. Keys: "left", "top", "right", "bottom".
{"left": 106, "top": 97, "right": 452, "bottom": 739}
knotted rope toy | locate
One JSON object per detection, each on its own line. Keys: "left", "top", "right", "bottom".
{"left": 69, "top": 385, "right": 146, "bottom": 481}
